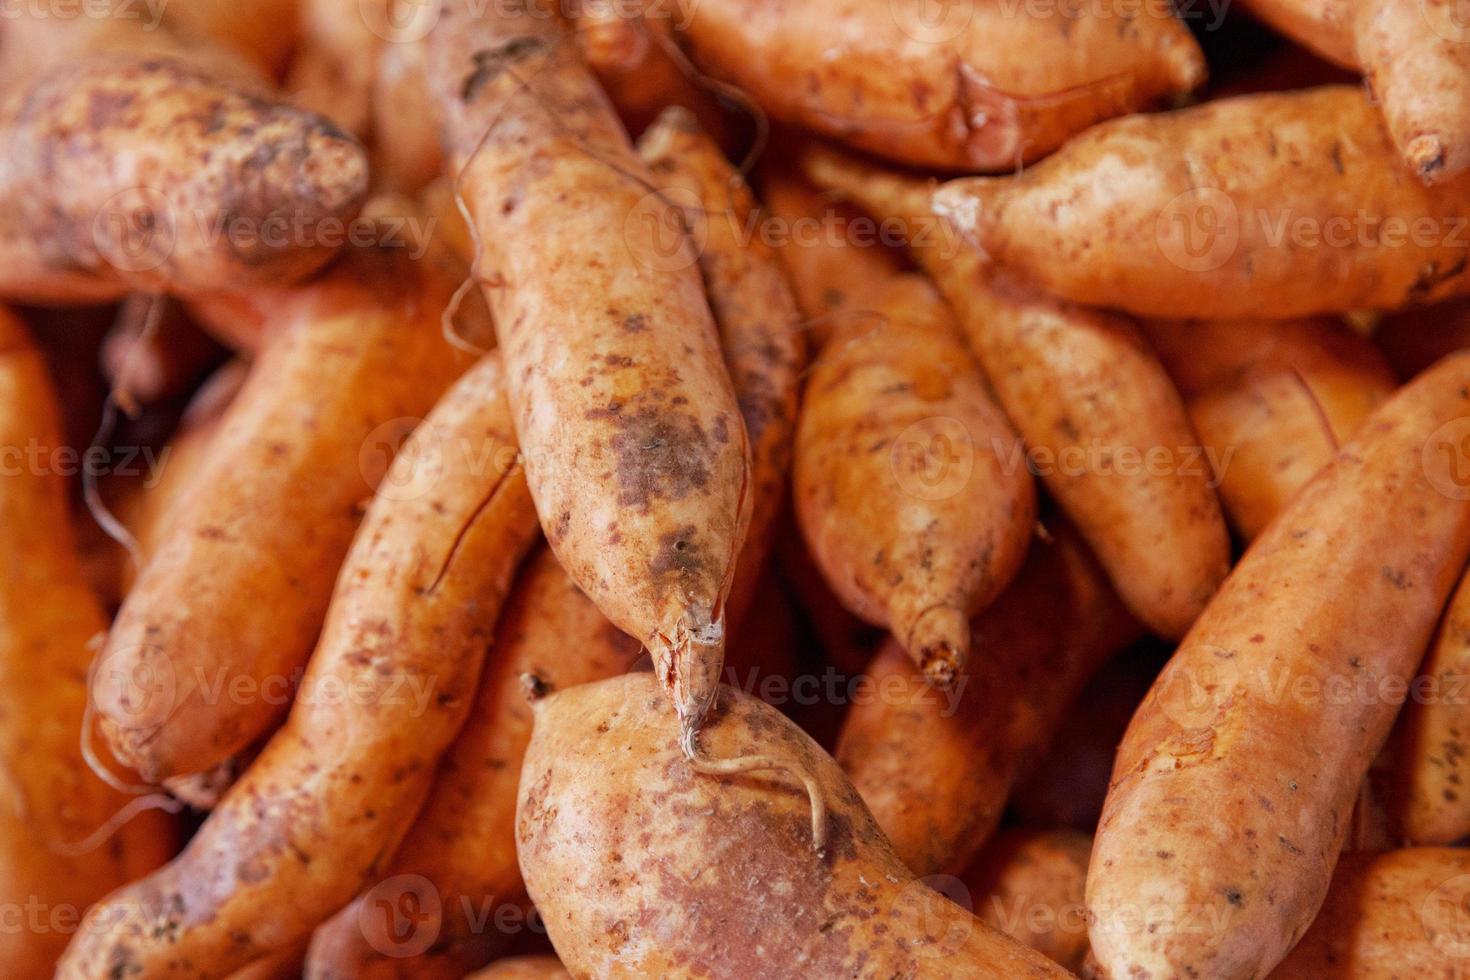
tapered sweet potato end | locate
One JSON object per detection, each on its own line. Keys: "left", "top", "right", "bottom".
{"left": 931, "top": 179, "right": 995, "bottom": 257}
{"left": 901, "top": 603, "right": 970, "bottom": 688}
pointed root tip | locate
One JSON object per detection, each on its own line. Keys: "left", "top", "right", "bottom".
{"left": 1407, "top": 135, "right": 1448, "bottom": 183}
{"left": 929, "top": 184, "right": 985, "bottom": 254}
{"left": 520, "top": 672, "right": 551, "bottom": 705}
{"left": 908, "top": 605, "right": 970, "bottom": 688}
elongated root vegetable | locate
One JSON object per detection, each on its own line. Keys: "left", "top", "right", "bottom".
{"left": 517, "top": 672, "right": 1074, "bottom": 977}
{"left": 305, "top": 546, "right": 642, "bottom": 979}
{"left": 0, "top": 45, "right": 366, "bottom": 303}
{"left": 287, "top": 0, "right": 380, "bottom": 137}
{"left": 1265, "top": 848, "right": 1470, "bottom": 977}
{"left": 934, "top": 87, "right": 1470, "bottom": 320}
{"left": 796, "top": 272, "right": 1035, "bottom": 682}
{"left": 964, "top": 829, "right": 1093, "bottom": 973}
{"left": 0, "top": 308, "right": 174, "bottom": 976}
{"left": 760, "top": 162, "right": 906, "bottom": 350}
{"left": 576, "top": 5, "right": 733, "bottom": 143}
{"left": 91, "top": 244, "right": 479, "bottom": 785}
{"left": 428, "top": 1, "right": 750, "bottom": 749}
{"left": 59, "top": 355, "right": 541, "bottom": 979}
{"left": 836, "top": 520, "right": 1137, "bottom": 875}
{"left": 671, "top": 0, "right": 1203, "bottom": 170}
{"left": 466, "top": 956, "right": 572, "bottom": 979}
{"left": 1141, "top": 317, "right": 1396, "bottom": 539}
{"left": 1381, "top": 568, "right": 1470, "bottom": 844}
{"left": 1088, "top": 351, "right": 1470, "bottom": 980}
{"left": 804, "top": 150, "right": 1230, "bottom": 637}
{"left": 165, "top": 0, "right": 301, "bottom": 77}
{"left": 637, "top": 106, "right": 804, "bottom": 623}
{"left": 1245, "top": 0, "right": 1470, "bottom": 182}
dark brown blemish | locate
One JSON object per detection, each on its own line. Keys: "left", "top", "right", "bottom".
{"left": 461, "top": 37, "right": 545, "bottom": 101}
{"left": 606, "top": 406, "right": 712, "bottom": 510}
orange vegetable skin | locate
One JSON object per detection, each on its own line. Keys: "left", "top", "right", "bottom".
{"left": 803, "top": 150, "right": 1230, "bottom": 638}
{"left": 672, "top": 0, "right": 1203, "bottom": 170}
{"left": 635, "top": 106, "right": 804, "bottom": 623}
{"left": 306, "top": 546, "right": 641, "bottom": 980}
{"left": 0, "top": 51, "right": 366, "bottom": 304}
{"left": 1088, "top": 351, "right": 1470, "bottom": 979}
{"left": 427, "top": 0, "right": 750, "bottom": 745}
{"left": 0, "top": 308, "right": 174, "bottom": 977}
{"left": 836, "top": 521, "right": 1137, "bottom": 876}
{"left": 92, "top": 246, "right": 479, "bottom": 785}
{"left": 964, "top": 829, "right": 1093, "bottom": 973}
{"left": 1141, "top": 317, "right": 1396, "bottom": 540}
{"left": 1382, "top": 567, "right": 1470, "bottom": 844}
{"left": 465, "top": 956, "right": 572, "bottom": 980}
{"left": 59, "top": 355, "right": 540, "bottom": 978}
{"left": 935, "top": 87, "right": 1470, "bottom": 320}
{"left": 1267, "top": 848, "right": 1470, "bottom": 977}
{"left": 517, "top": 673, "right": 1073, "bottom": 978}
{"left": 796, "top": 272, "right": 1035, "bottom": 682}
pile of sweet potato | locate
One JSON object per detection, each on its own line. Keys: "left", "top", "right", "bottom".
{"left": 5, "top": 1, "right": 1470, "bottom": 977}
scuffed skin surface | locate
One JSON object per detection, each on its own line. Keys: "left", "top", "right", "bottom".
{"left": 636, "top": 107, "right": 805, "bottom": 625}
{"left": 1087, "top": 352, "right": 1470, "bottom": 980}
{"left": 1143, "top": 318, "right": 1396, "bottom": 540}
{"left": 516, "top": 673, "right": 1074, "bottom": 978}
{"left": 670, "top": 0, "right": 1204, "bottom": 170}
{"left": 836, "top": 521, "right": 1137, "bottom": 876}
{"left": 964, "top": 829, "right": 1094, "bottom": 973}
{"left": 0, "top": 309, "right": 175, "bottom": 977}
{"left": 93, "top": 245, "right": 480, "bottom": 785}
{"left": 1382, "top": 570, "right": 1470, "bottom": 844}
{"left": 59, "top": 356, "right": 542, "bottom": 979}
{"left": 934, "top": 87, "right": 1470, "bottom": 319}
{"left": 803, "top": 151, "right": 1230, "bottom": 638}
{"left": 1267, "top": 849, "right": 1470, "bottom": 977}
{"left": 1245, "top": 0, "right": 1470, "bottom": 183}
{"left": 795, "top": 273, "right": 1036, "bottom": 682}
{"left": 0, "top": 55, "right": 366, "bottom": 304}
{"left": 306, "top": 547, "right": 642, "bottom": 980}
{"left": 427, "top": 0, "right": 751, "bottom": 742}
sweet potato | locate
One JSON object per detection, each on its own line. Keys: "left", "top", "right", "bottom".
{"left": 1141, "top": 317, "right": 1397, "bottom": 539}
{"left": 371, "top": 37, "right": 443, "bottom": 192}
{"left": 671, "top": 0, "right": 1204, "bottom": 170}
{"left": 287, "top": 0, "right": 380, "bottom": 138}
{"left": 836, "top": 520, "right": 1137, "bottom": 876}
{"left": 1088, "top": 351, "right": 1470, "bottom": 980}
{"left": 166, "top": 0, "right": 301, "bottom": 77}
{"left": 517, "top": 672, "right": 1074, "bottom": 977}
{"left": 59, "top": 354, "right": 541, "bottom": 978}
{"left": 428, "top": 0, "right": 750, "bottom": 748}
{"left": 796, "top": 272, "right": 1035, "bottom": 682}
{"left": 226, "top": 941, "right": 309, "bottom": 980}
{"left": 0, "top": 19, "right": 367, "bottom": 305}
{"left": 636, "top": 106, "right": 804, "bottom": 624}
{"left": 1381, "top": 567, "right": 1470, "bottom": 844}
{"left": 306, "top": 546, "right": 642, "bottom": 980}
{"left": 934, "top": 87, "right": 1470, "bottom": 320}
{"left": 466, "top": 956, "right": 571, "bottom": 980}
{"left": 0, "top": 307, "right": 174, "bottom": 976}
{"left": 1244, "top": 0, "right": 1470, "bottom": 183}
{"left": 1268, "top": 848, "right": 1470, "bottom": 977}
{"left": 91, "top": 243, "right": 480, "bottom": 785}
{"left": 964, "top": 829, "right": 1093, "bottom": 974}
{"left": 576, "top": 5, "right": 733, "bottom": 144}
{"left": 804, "top": 150, "right": 1231, "bottom": 637}
{"left": 759, "top": 161, "right": 907, "bottom": 350}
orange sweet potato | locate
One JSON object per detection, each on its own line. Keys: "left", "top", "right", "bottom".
{"left": 796, "top": 272, "right": 1035, "bottom": 682}
{"left": 804, "top": 150, "right": 1231, "bottom": 638}
{"left": 1088, "top": 351, "right": 1470, "bottom": 979}
{"left": 466, "top": 955, "right": 572, "bottom": 979}
{"left": 964, "top": 829, "right": 1093, "bottom": 974}
{"left": 517, "top": 672, "right": 1074, "bottom": 977}
{"left": 427, "top": 0, "right": 750, "bottom": 748}
{"left": 92, "top": 243, "right": 479, "bottom": 785}
{"left": 935, "top": 87, "right": 1470, "bottom": 320}
{"left": 1141, "top": 317, "right": 1397, "bottom": 539}
{"left": 0, "top": 307, "right": 174, "bottom": 976}
{"left": 836, "top": 520, "right": 1137, "bottom": 876}
{"left": 672, "top": 0, "right": 1204, "bottom": 169}
{"left": 59, "top": 355, "right": 541, "bottom": 978}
